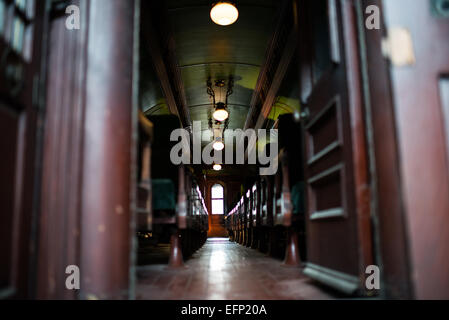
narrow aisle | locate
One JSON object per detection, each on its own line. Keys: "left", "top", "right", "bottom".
{"left": 136, "top": 238, "right": 340, "bottom": 300}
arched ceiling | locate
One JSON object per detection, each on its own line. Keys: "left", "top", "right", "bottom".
{"left": 169, "top": 0, "right": 278, "bottom": 132}
{"left": 140, "top": 0, "right": 300, "bottom": 176}
{"left": 142, "top": 0, "right": 280, "bottom": 132}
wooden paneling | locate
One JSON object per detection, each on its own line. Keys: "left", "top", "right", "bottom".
{"left": 244, "top": 0, "right": 296, "bottom": 130}
{"left": 360, "top": 0, "right": 449, "bottom": 299}
{"left": 440, "top": 76, "right": 449, "bottom": 176}
{"left": 359, "top": 0, "right": 412, "bottom": 299}
{"left": 37, "top": 0, "right": 88, "bottom": 299}
{"left": 79, "top": 0, "right": 136, "bottom": 300}
{"left": 379, "top": 0, "right": 449, "bottom": 299}
{"left": 142, "top": 0, "right": 190, "bottom": 127}
{"left": 37, "top": 0, "right": 138, "bottom": 299}
{"left": 0, "top": 106, "right": 18, "bottom": 291}
{"left": 0, "top": 0, "right": 46, "bottom": 299}
{"left": 300, "top": 0, "right": 372, "bottom": 295}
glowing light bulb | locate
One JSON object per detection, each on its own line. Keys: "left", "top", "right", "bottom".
{"left": 213, "top": 164, "right": 222, "bottom": 171}
{"left": 210, "top": 2, "right": 239, "bottom": 26}
{"left": 213, "top": 140, "right": 225, "bottom": 151}
{"left": 213, "top": 108, "right": 229, "bottom": 122}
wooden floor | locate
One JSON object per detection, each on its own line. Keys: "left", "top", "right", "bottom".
{"left": 136, "top": 238, "right": 342, "bottom": 300}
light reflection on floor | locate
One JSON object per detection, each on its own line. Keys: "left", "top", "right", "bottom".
{"left": 136, "top": 238, "right": 340, "bottom": 300}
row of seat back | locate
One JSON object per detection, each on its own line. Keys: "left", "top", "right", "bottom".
{"left": 225, "top": 203, "right": 237, "bottom": 232}
{"left": 142, "top": 115, "right": 207, "bottom": 232}
{"left": 225, "top": 113, "right": 306, "bottom": 255}
{"left": 147, "top": 115, "right": 180, "bottom": 223}
{"left": 187, "top": 182, "right": 209, "bottom": 232}
{"left": 274, "top": 114, "right": 305, "bottom": 226}
{"left": 225, "top": 182, "right": 260, "bottom": 245}
{"left": 148, "top": 115, "right": 180, "bottom": 182}
{"left": 260, "top": 175, "right": 274, "bottom": 226}
{"left": 240, "top": 195, "right": 247, "bottom": 230}
{"left": 137, "top": 113, "right": 208, "bottom": 267}
{"left": 245, "top": 189, "right": 252, "bottom": 228}
{"left": 136, "top": 111, "right": 153, "bottom": 231}
{"left": 250, "top": 183, "right": 258, "bottom": 227}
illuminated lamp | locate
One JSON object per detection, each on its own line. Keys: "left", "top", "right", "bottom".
{"left": 210, "top": 2, "right": 239, "bottom": 26}
{"left": 212, "top": 102, "right": 229, "bottom": 122}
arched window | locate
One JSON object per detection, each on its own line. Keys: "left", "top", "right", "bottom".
{"left": 211, "top": 184, "right": 224, "bottom": 215}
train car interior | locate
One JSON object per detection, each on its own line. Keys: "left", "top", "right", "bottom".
{"left": 1, "top": 0, "right": 449, "bottom": 301}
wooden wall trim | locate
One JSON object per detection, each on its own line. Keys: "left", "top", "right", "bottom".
{"left": 37, "top": 0, "right": 88, "bottom": 299}
{"left": 79, "top": 0, "right": 135, "bottom": 300}
{"left": 253, "top": 30, "right": 297, "bottom": 130}
{"left": 38, "top": 0, "right": 137, "bottom": 300}
{"left": 341, "top": 0, "right": 373, "bottom": 291}
{"left": 243, "top": 0, "right": 295, "bottom": 130}
{"left": 360, "top": 0, "right": 412, "bottom": 299}
{"left": 380, "top": 0, "right": 449, "bottom": 299}
{"left": 141, "top": 1, "right": 190, "bottom": 127}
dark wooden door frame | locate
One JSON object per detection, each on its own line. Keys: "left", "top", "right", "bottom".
{"left": 360, "top": 0, "right": 449, "bottom": 299}
{"left": 0, "top": 0, "right": 48, "bottom": 299}
{"left": 36, "top": 0, "right": 139, "bottom": 299}
{"left": 296, "top": 0, "right": 373, "bottom": 296}
{"left": 358, "top": 0, "right": 412, "bottom": 299}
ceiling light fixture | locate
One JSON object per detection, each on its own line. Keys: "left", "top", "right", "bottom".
{"left": 213, "top": 164, "right": 222, "bottom": 171}
{"left": 210, "top": 2, "right": 239, "bottom": 26}
{"left": 207, "top": 78, "right": 233, "bottom": 123}
{"left": 207, "top": 77, "right": 233, "bottom": 151}
{"left": 213, "top": 102, "right": 229, "bottom": 122}
{"left": 213, "top": 137, "right": 225, "bottom": 151}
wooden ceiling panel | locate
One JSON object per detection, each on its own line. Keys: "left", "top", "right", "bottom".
{"left": 169, "top": 4, "right": 276, "bottom": 66}
{"left": 165, "top": 0, "right": 278, "bottom": 132}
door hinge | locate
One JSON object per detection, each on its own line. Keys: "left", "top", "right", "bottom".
{"left": 381, "top": 27, "right": 416, "bottom": 67}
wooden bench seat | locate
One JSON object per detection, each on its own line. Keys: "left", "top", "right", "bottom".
{"left": 136, "top": 113, "right": 209, "bottom": 268}
{"left": 225, "top": 114, "right": 306, "bottom": 266}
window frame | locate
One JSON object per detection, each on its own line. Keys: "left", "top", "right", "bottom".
{"left": 211, "top": 183, "right": 224, "bottom": 215}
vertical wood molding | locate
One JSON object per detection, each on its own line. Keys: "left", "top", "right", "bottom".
{"left": 141, "top": 1, "right": 190, "bottom": 127}
{"left": 381, "top": 0, "right": 449, "bottom": 299}
{"left": 298, "top": 0, "right": 373, "bottom": 295}
{"left": 359, "top": 0, "right": 413, "bottom": 299}
{"left": 79, "top": 0, "right": 135, "bottom": 300}
{"left": 38, "top": 0, "right": 136, "bottom": 300}
{"left": 341, "top": 0, "right": 373, "bottom": 289}
{"left": 37, "top": 0, "right": 88, "bottom": 299}
{"left": 38, "top": 0, "right": 89, "bottom": 299}
{"left": 243, "top": 0, "right": 295, "bottom": 130}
